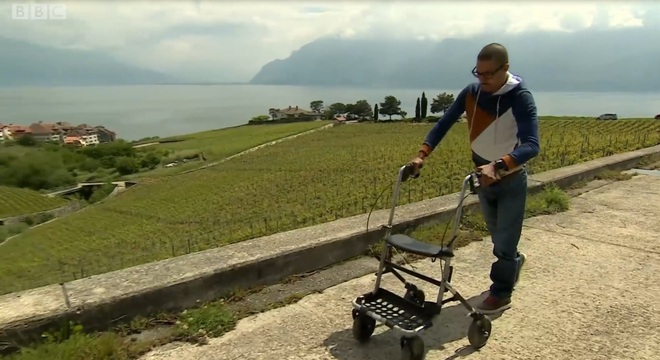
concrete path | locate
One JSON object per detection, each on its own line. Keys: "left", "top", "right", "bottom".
{"left": 142, "top": 174, "right": 660, "bottom": 360}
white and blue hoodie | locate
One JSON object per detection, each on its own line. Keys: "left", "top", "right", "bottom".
{"left": 420, "top": 73, "right": 540, "bottom": 170}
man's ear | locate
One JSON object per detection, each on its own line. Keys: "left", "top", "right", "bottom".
{"left": 503, "top": 63, "right": 510, "bottom": 72}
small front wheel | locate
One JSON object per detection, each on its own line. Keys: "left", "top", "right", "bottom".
{"left": 400, "top": 335, "right": 425, "bottom": 360}
{"left": 352, "top": 314, "right": 376, "bottom": 343}
{"left": 467, "top": 315, "right": 492, "bottom": 349}
{"left": 404, "top": 287, "right": 425, "bottom": 306}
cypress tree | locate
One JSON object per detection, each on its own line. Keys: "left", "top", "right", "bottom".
{"left": 421, "top": 92, "right": 428, "bottom": 119}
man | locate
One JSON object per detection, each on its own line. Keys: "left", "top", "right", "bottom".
{"left": 411, "top": 43, "right": 540, "bottom": 314}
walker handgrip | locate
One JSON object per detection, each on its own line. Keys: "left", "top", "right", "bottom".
{"left": 468, "top": 171, "right": 482, "bottom": 194}
{"left": 401, "top": 163, "right": 422, "bottom": 182}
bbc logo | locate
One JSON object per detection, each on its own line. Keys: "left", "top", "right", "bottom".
{"left": 12, "top": 3, "right": 67, "bottom": 20}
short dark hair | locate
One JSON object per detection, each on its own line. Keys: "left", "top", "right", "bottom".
{"left": 477, "top": 43, "right": 509, "bottom": 66}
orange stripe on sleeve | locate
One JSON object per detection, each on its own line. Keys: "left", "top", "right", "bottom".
{"left": 419, "top": 144, "right": 432, "bottom": 158}
{"left": 502, "top": 154, "right": 518, "bottom": 169}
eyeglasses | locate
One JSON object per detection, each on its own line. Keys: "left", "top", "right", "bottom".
{"left": 472, "top": 64, "right": 504, "bottom": 78}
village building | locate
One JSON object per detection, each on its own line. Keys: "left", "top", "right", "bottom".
{"left": 0, "top": 120, "right": 116, "bottom": 147}
{"left": 268, "top": 105, "right": 324, "bottom": 121}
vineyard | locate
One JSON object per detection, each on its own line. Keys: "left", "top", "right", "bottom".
{"left": 1, "top": 118, "right": 659, "bottom": 294}
{"left": 0, "top": 186, "right": 68, "bottom": 218}
{"left": 129, "top": 120, "right": 332, "bottom": 178}
{"left": 145, "top": 120, "right": 331, "bottom": 158}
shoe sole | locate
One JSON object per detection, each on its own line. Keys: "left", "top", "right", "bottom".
{"left": 478, "top": 303, "right": 512, "bottom": 315}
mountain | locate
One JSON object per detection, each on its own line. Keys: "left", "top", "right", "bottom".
{"left": 249, "top": 27, "right": 659, "bottom": 92}
{"left": 0, "top": 37, "right": 175, "bottom": 86}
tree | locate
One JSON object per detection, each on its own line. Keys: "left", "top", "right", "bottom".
{"left": 328, "top": 102, "right": 347, "bottom": 115}
{"left": 0, "top": 153, "right": 75, "bottom": 191}
{"left": 140, "top": 152, "right": 161, "bottom": 170}
{"left": 421, "top": 92, "right": 428, "bottom": 118}
{"left": 248, "top": 115, "right": 270, "bottom": 124}
{"left": 379, "top": 95, "right": 404, "bottom": 120}
{"left": 430, "top": 92, "right": 455, "bottom": 114}
{"left": 323, "top": 102, "right": 347, "bottom": 120}
{"left": 80, "top": 140, "right": 135, "bottom": 160}
{"left": 352, "top": 99, "right": 373, "bottom": 119}
{"left": 374, "top": 104, "right": 379, "bottom": 122}
{"left": 415, "top": 97, "right": 421, "bottom": 121}
{"left": 115, "top": 157, "right": 140, "bottom": 175}
{"left": 310, "top": 100, "right": 324, "bottom": 113}
{"left": 17, "top": 135, "right": 37, "bottom": 147}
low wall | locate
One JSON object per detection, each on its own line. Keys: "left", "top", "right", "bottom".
{"left": 1, "top": 144, "right": 659, "bottom": 346}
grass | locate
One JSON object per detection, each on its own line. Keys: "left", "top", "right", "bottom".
{"left": 0, "top": 304, "right": 236, "bottom": 360}
{"left": 0, "top": 186, "right": 68, "bottom": 218}
{"left": 0, "top": 184, "right": 574, "bottom": 360}
{"left": 0, "top": 119, "right": 658, "bottom": 294}
{"left": 128, "top": 120, "right": 332, "bottom": 178}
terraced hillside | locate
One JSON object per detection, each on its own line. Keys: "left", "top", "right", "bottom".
{"left": 131, "top": 120, "right": 332, "bottom": 178}
{"left": 0, "top": 186, "right": 68, "bottom": 218}
{"left": 1, "top": 118, "right": 659, "bottom": 294}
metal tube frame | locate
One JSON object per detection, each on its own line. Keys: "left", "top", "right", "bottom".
{"left": 373, "top": 164, "right": 409, "bottom": 293}
{"left": 372, "top": 167, "right": 482, "bottom": 317}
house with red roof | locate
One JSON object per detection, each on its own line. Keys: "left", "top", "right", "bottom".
{"left": 268, "top": 106, "right": 324, "bottom": 121}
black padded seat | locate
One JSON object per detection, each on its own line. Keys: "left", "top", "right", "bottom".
{"left": 386, "top": 234, "right": 455, "bottom": 258}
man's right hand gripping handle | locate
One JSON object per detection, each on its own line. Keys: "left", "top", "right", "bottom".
{"left": 410, "top": 144, "right": 430, "bottom": 177}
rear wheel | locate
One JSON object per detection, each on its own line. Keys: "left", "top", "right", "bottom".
{"left": 400, "top": 335, "right": 425, "bottom": 360}
{"left": 352, "top": 314, "right": 376, "bottom": 343}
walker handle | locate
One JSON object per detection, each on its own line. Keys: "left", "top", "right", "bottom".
{"left": 401, "top": 163, "right": 423, "bottom": 182}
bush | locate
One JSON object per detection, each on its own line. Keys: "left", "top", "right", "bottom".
{"left": 88, "top": 183, "right": 116, "bottom": 204}
{"left": 79, "top": 158, "right": 101, "bottom": 172}
{"left": 140, "top": 152, "right": 161, "bottom": 170}
{"left": 115, "top": 157, "right": 140, "bottom": 175}
{"left": 0, "top": 152, "right": 76, "bottom": 191}
{"left": 0, "top": 134, "right": 164, "bottom": 192}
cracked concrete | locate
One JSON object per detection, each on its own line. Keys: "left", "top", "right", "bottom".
{"left": 141, "top": 174, "right": 660, "bottom": 360}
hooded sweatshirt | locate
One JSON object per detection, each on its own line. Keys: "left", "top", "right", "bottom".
{"left": 420, "top": 73, "right": 540, "bottom": 171}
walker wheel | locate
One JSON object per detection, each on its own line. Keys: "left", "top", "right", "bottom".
{"left": 404, "top": 288, "right": 425, "bottom": 306}
{"left": 352, "top": 313, "right": 376, "bottom": 343}
{"left": 400, "top": 335, "right": 425, "bottom": 360}
{"left": 467, "top": 315, "right": 492, "bottom": 349}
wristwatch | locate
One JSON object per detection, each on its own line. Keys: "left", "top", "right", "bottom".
{"left": 495, "top": 159, "right": 508, "bottom": 171}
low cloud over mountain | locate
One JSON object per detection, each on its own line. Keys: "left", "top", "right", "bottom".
{"left": 249, "top": 26, "right": 658, "bottom": 92}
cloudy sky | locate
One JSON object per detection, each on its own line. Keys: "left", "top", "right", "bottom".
{"left": 1, "top": 1, "right": 658, "bottom": 82}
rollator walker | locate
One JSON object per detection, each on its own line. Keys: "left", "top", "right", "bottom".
{"left": 350, "top": 163, "right": 492, "bottom": 360}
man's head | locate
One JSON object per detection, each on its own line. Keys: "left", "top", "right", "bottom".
{"left": 473, "top": 43, "right": 510, "bottom": 93}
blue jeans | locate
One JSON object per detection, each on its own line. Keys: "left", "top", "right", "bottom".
{"left": 476, "top": 168, "right": 527, "bottom": 299}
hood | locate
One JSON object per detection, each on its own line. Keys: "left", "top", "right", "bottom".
{"left": 492, "top": 72, "right": 522, "bottom": 96}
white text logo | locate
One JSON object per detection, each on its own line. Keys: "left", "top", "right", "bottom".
{"left": 12, "top": 3, "right": 67, "bottom": 20}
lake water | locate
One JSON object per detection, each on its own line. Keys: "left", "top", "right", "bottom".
{"left": 1, "top": 85, "right": 658, "bottom": 141}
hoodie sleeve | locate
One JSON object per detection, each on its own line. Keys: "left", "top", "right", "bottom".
{"left": 501, "top": 88, "right": 540, "bottom": 169}
{"left": 419, "top": 86, "right": 468, "bottom": 157}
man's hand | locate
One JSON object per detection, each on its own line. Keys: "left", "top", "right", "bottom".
{"left": 477, "top": 162, "right": 500, "bottom": 187}
{"left": 410, "top": 156, "right": 424, "bottom": 176}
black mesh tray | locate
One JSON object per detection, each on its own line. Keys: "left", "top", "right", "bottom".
{"left": 354, "top": 288, "right": 440, "bottom": 331}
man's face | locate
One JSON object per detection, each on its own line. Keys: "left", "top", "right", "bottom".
{"left": 472, "top": 59, "right": 509, "bottom": 93}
